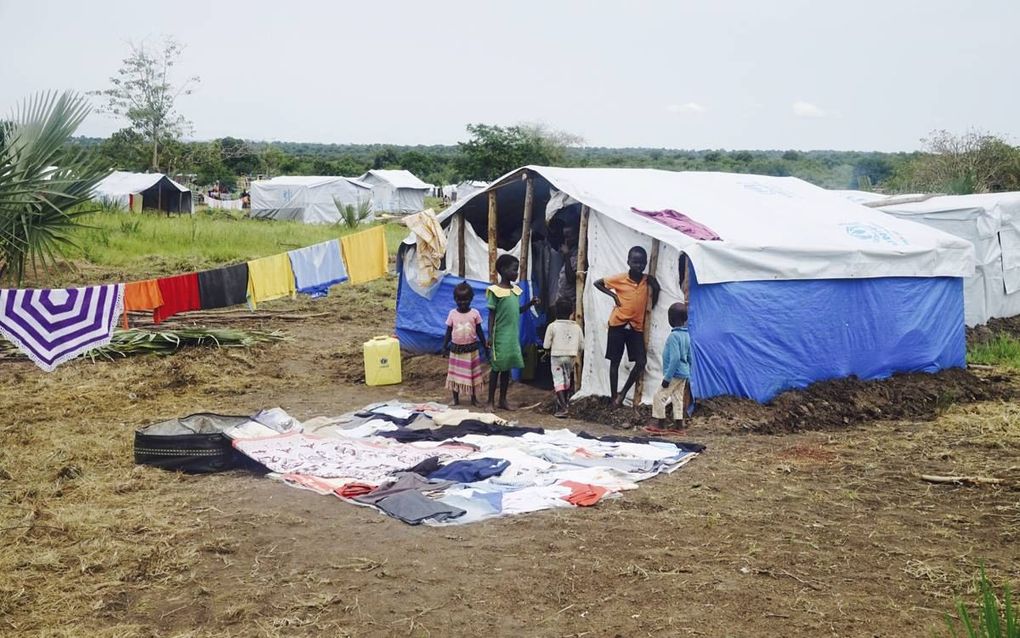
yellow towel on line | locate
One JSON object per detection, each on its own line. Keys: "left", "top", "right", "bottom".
{"left": 246, "top": 253, "right": 296, "bottom": 309}
{"left": 340, "top": 226, "right": 388, "bottom": 285}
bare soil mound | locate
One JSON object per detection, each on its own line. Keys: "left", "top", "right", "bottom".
{"left": 968, "top": 315, "right": 1020, "bottom": 346}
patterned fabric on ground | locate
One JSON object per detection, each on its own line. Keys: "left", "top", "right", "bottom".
{"left": 0, "top": 284, "right": 124, "bottom": 372}
{"left": 446, "top": 350, "right": 487, "bottom": 396}
{"left": 198, "top": 263, "right": 249, "bottom": 310}
{"left": 246, "top": 253, "right": 296, "bottom": 309}
{"left": 122, "top": 280, "right": 163, "bottom": 328}
{"left": 287, "top": 239, "right": 348, "bottom": 297}
{"left": 340, "top": 226, "right": 388, "bottom": 285}
{"left": 153, "top": 273, "right": 201, "bottom": 323}
{"left": 233, "top": 432, "right": 470, "bottom": 483}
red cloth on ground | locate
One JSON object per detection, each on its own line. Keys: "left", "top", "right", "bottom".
{"left": 153, "top": 273, "right": 201, "bottom": 324}
{"left": 335, "top": 482, "right": 376, "bottom": 499}
{"left": 559, "top": 480, "right": 610, "bottom": 507}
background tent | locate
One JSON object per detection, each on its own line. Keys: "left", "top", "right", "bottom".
{"left": 250, "top": 176, "right": 373, "bottom": 224}
{"left": 455, "top": 180, "right": 488, "bottom": 201}
{"left": 359, "top": 169, "right": 429, "bottom": 214}
{"left": 833, "top": 189, "right": 890, "bottom": 205}
{"left": 93, "top": 171, "right": 194, "bottom": 213}
{"left": 397, "top": 166, "right": 974, "bottom": 405}
{"left": 875, "top": 192, "right": 1020, "bottom": 327}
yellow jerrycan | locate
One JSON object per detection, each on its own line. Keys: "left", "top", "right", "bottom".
{"left": 363, "top": 336, "right": 402, "bottom": 386}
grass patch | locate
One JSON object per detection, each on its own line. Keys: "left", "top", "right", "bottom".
{"left": 968, "top": 335, "right": 1020, "bottom": 370}
{"left": 57, "top": 211, "right": 407, "bottom": 274}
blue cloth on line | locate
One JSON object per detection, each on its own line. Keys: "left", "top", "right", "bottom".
{"left": 288, "top": 239, "right": 348, "bottom": 297}
{"left": 427, "top": 458, "right": 510, "bottom": 483}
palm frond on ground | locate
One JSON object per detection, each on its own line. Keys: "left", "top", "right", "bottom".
{"left": 0, "top": 91, "right": 111, "bottom": 284}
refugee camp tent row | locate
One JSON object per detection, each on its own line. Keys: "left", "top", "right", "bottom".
{"left": 456, "top": 180, "right": 488, "bottom": 201}
{"left": 250, "top": 176, "right": 374, "bottom": 224}
{"left": 396, "top": 167, "right": 975, "bottom": 405}
{"left": 359, "top": 169, "right": 431, "bottom": 214}
{"left": 93, "top": 171, "right": 194, "bottom": 213}
{"left": 871, "top": 193, "right": 1020, "bottom": 327}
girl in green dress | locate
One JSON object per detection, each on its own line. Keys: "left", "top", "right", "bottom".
{"left": 486, "top": 255, "right": 540, "bottom": 410}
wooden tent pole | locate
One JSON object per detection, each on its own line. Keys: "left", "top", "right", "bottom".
{"left": 457, "top": 211, "right": 466, "bottom": 278}
{"left": 574, "top": 205, "right": 590, "bottom": 384}
{"left": 518, "top": 175, "right": 534, "bottom": 285}
{"left": 633, "top": 238, "right": 660, "bottom": 404}
{"left": 487, "top": 190, "right": 498, "bottom": 282}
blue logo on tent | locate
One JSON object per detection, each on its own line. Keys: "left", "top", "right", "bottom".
{"left": 841, "top": 222, "right": 908, "bottom": 246}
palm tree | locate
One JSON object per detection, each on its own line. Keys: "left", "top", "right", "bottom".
{"left": 0, "top": 92, "right": 110, "bottom": 285}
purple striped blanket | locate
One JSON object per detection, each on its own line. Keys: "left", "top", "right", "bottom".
{"left": 0, "top": 284, "right": 124, "bottom": 372}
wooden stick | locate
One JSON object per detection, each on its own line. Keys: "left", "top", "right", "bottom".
{"left": 488, "top": 190, "right": 498, "bottom": 282}
{"left": 518, "top": 176, "right": 534, "bottom": 283}
{"left": 457, "top": 211, "right": 466, "bottom": 278}
{"left": 632, "top": 238, "right": 660, "bottom": 404}
{"left": 574, "top": 205, "right": 590, "bottom": 382}
{"left": 921, "top": 474, "right": 1005, "bottom": 486}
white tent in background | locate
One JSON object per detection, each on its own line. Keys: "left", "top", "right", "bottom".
{"left": 456, "top": 180, "right": 488, "bottom": 201}
{"left": 358, "top": 169, "right": 430, "bottom": 214}
{"left": 250, "top": 176, "right": 373, "bottom": 224}
{"left": 874, "top": 192, "right": 1020, "bottom": 327}
{"left": 93, "top": 171, "right": 194, "bottom": 213}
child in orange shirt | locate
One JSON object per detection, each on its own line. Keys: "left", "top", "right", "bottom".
{"left": 594, "top": 246, "right": 660, "bottom": 406}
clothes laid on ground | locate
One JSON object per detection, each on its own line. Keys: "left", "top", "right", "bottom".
{"left": 486, "top": 284, "right": 525, "bottom": 372}
{"left": 122, "top": 280, "right": 163, "bottom": 328}
{"left": 403, "top": 209, "right": 447, "bottom": 289}
{"left": 340, "top": 226, "right": 388, "bottom": 285}
{"left": 246, "top": 253, "right": 296, "bottom": 309}
{"left": 431, "top": 410, "right": 507, "bottom": 427}
{"left": 603, "top": 272, "right": 650, "bottom": 332}
{"left": 222, "top": 404, "right": 703, "bottom": 526}
{"left": 154, "top": 273, "right": 201, "bottom": 323}
{"left": 631, "top": 207, "right": 722, "bottom": 241}
{"left": 0, "top": 284, "right": 124, "bottom": 372}
{"left": 427, "top": 458, "right": 510, "bottom": 483}
{"left": 198, "top": 263, "right": 249, "bottom": 310}
{"left": 288, "top": 240, "right": 348, "bottom": 298}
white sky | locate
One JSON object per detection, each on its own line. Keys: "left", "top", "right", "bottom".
{"left": 1, "top": 0, "right": 1017, "bottom": 151}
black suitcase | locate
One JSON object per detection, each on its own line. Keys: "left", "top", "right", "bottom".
{"left": 134, "top": 413, "right": 251, "bottom": 473}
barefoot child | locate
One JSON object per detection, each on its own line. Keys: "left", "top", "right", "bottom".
{"left": 442, "top": 281, "right": 488, "bottom": 406}
{"left": 594, "top": 246, "right": 660, "bottom": 406}
{"left": 486, "top": 255, "right": 540, "bottom": 410}
{"left": 543, "top": 298, "right": 584, "bottom": 418}
{"left": 651, "top": 302, "right": 692, "bottom": 430}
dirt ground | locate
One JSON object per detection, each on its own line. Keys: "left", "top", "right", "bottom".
{"left": 3, "top": 273, "right": 1020, "bottom": 637}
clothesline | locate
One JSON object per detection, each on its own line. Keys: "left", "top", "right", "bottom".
{"left": 0, "top": 225, "right": 389, "bottom": 372}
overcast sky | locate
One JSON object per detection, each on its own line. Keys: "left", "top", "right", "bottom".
{"left": 1, "top": 0, "right": 1016, "bottom": 151}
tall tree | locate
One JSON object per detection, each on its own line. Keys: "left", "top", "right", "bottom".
{"left": 895, "top": 130, "right": 1020, "bottom": 194}
{"left": 456, "top": 123, "right": 582, "bottom": 181}
{"left": 91, "top": 38, "right": 199, "bottom": 171}
{"left": 0, "top": 92, "right": 110, "bottom": 284}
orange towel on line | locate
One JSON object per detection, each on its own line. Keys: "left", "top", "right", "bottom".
{"left": 122, "top": 279, "right": 164, "bottom": 328}
{"left": 339, "top": 226, "right": 388, "bottom": 285}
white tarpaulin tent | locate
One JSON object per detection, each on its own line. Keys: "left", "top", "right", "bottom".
{"left": 455, "top": 180, "right": 488, "bottom": 201}
{"left": 398, "top": 166, "right": 975, "bottom": 405}
{"left": 833, "top": 189, "right": 890, "bottom": 204}
{"left": 93, "top": 171, "right": 194, "bottom": 213}
{"left": 250, "top": 176, "right": 373, "bottom": 224}
{"left": 359, "top": 170, "right": 430, "bottom": 214}
{"left": 876, "top": 192, "right": 1020, "bottom": 327}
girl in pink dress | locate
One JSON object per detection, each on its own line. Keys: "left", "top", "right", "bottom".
{"left": 441, "top": 282, "right": 488, "bottom": 405}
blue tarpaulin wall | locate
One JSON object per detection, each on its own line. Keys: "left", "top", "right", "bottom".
{"left": 396, "top": 272, "right": 540, "bottom": 355}
{"left": 688, "top": 273, "right": 966, "bottom": 403}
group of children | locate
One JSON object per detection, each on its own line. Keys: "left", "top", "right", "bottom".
{"left": 440, "top": 248, "right": 692, "bottom": 430}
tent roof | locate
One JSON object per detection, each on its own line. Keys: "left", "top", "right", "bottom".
{"left": 877, "top": 192, "right": 1020, "bottom": 220}
{"left": 438, "top": 166, "right": 975, "bottom": 285}
{"left": 361, "top": 169, "right": 430, "bottom": 190}
{"left": 94, "top": 171, "right": 190, "bottom": 197}
{"left": 254, "top": 175, "right": 372, "bottom": 190}
{"left": 833, "top": 189, "right": 890, "bottom": 204}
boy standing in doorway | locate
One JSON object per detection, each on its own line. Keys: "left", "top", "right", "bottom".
{"left": 594, "top": 246, "right": 660, "bottom": 406}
